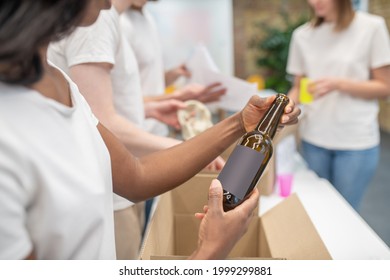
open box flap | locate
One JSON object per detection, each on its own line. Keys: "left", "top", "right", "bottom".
{"left": 260, "top": 194, "right": 332, "bottom": 260}
{"left": 139, "top": 193, "right": 175, "bottom": 259}
{"left": 173, "top": 213, "right": 260, "bottom": 258}
{"left": 171, "top": 174, "right": 215, "bottom": 214}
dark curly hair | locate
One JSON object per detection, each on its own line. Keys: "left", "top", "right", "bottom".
{"left": 0, "top": 0, "right": 88, "bottom": 85}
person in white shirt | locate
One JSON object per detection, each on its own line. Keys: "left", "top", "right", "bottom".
{"left": 0, "top": 0, "right": 301, "bottom": 260}
{"left": 286, "top": 0, "right": 390, "bottom": 211}
{"left": 120, "top": 0, "right": 227, "bottom": 137}
{"left": 119, "top": 0, "right": 230, "bottom": 237}
{"left": 47, "top": 0, "right": 226, "bottom": 260}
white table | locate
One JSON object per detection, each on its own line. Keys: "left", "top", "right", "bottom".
{"left": 260, "top": 153, "right": 390, "bottom": 260}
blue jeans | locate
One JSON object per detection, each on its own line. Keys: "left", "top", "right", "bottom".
{"left": 301, "top": 141, "right": 379, "bottom": 211}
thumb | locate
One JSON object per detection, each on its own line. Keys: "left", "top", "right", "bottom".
{"left": 171, "top": 99, "right": 187, "bottom": 110}
{"left": 207, "top": 179, "right": 223, "bottom": 213}
{"left": 180, "top": 64, "right": 191, "bottom": 77}
{"left": 251, "top": 94, "right": 274, "bottom": 107}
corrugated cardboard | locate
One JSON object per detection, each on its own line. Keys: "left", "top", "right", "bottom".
{"left": 139, "top": 173, "right": 331, "bottom": 260}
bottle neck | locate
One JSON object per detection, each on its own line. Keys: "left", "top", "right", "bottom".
{"left": 255, "top": 94, "right": 289, "bottom": 139}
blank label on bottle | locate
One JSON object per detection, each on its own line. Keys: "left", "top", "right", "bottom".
{"left": 217, "top": 145, "right": 265, "bottom": 200}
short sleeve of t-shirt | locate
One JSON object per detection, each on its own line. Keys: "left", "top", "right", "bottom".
{"left": 63, "top": 8, "right": 119, "bottom": 67}
{"left": 286, "top": 25, "right": 307, "bottom": 76}
{"left": 49, "top": 62, "right": 100, "bottom": 127}
{"left": 369, "top": 17, "right": 390, "bottom": 69}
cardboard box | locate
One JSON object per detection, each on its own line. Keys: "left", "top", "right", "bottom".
{"left": 139, "top": 173, "right": 331, "bottom": 260}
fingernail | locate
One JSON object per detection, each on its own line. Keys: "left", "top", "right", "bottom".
{"left": 282, "top": 116, "right": 289, "bottom": 123}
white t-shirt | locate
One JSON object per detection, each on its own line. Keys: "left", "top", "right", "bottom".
{"left": 48, "top": 7, "right": 140, "bottom": 210}
{"left": 121, "top": 8, "right": 169, "bottom": 136}
{"left": 0, "top": 70, "right": 116, "bottom": 259}
{"left": 287, "top": 12, "right": 390, "bottom": 150}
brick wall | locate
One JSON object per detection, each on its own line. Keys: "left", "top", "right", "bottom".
{"left": 370, "top": 0, "right": 390, "bottom": 28}
{"left": 233, "top": 0, "right": 309, "bottom": 79}
{"left": 233, "top": 0, "right": 390, "bottom": 78}
{"left": 369, "top": 0, "right": 390, "bottom": 133}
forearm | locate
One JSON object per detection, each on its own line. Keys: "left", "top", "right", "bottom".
{"left": 338, "top": 78, "right": 390, "bottom": 99}
{"left": 108, "top": 113, "right": 243, "bottom": 202}
{"left": 287, "top": 86, "right": 299, "bottom": 104}
{"left": 135, "top": 113, "right": 242, "bottom": 198}
{"left": 144, "top": 94, "right": 172, "bottom": 103}
{"left": 336, "top": 66, "right": 390, "bottom": 99}
{"left": 102, "top": 114, "right": 181, "bottom": 157}
{"left": 143, "top": 90, "right": 184, "bottom": 104}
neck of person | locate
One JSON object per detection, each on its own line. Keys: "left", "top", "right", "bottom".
{"left": 131, "top": 5, "right": 144, "bottom": 13}
{"left": 39, "top": 45, "right": 51, "bottom": 75}
{"left": 323, "top": 11, "right": 337, "bottom": 23}
{"left": 29, "top": 45, "right": 73, "bottom": 107}
{"left": 112, "top": 0, "right": 132, "bottom": 14}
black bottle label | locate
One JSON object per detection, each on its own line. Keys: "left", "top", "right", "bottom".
{"left": 217, "top": 145, "right": 265, "bottom": 200}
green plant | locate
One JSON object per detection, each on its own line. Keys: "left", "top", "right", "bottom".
{"left": 250, "top": 10, "right": 308, "bottom": 93}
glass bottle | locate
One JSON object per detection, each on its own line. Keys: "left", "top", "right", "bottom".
{"left": 218, "top": 93, "right": 289, "bottom": 211}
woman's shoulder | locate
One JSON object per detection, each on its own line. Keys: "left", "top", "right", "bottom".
{"left": 291, "top": 22, "right": 313, "bottom": 38}
{"left": 355, "top": 11, "right": 386, "bottom": 28}
{"left": 0, "top": 82, "right": 29, "bottom": 100}
{"left": 69, "top": 7, "right": 119, "bottom": 43}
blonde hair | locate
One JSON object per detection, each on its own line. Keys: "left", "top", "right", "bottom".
{"left": 311, "top": 0, "right": 355, "bottom": 31}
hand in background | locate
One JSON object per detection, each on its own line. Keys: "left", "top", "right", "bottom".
{"left": 165, "top": 64, "right": 192, "bottom": 86}
{"left": 203, "top": 156, "right": 225, "bottom": 172}
{"left": 309, "top": 78, "right": 340, "bottom": 99}
{"left": 173, "top": 82, "right": 227, "bottom": 103}
{"left": 144, "top": 99, "right": 187, "bottom": 130}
